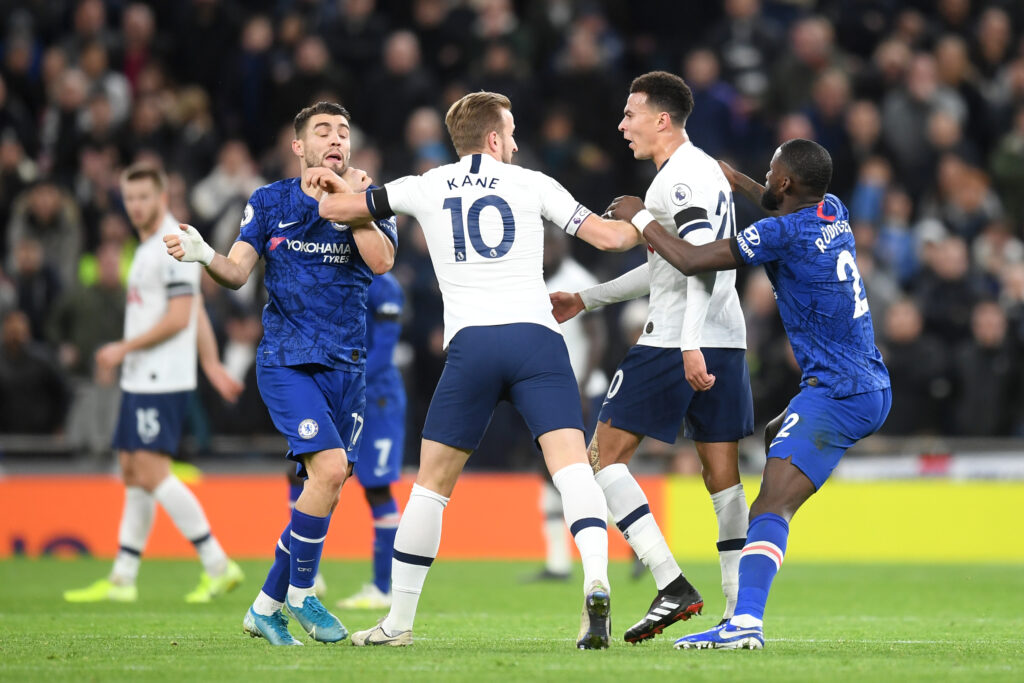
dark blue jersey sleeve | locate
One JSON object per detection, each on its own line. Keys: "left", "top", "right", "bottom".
{"left": 236, "top": 187, "right": 269, "bottom": 257}
{"left": 733, "top": 215, "right": 790, "bottom": 267}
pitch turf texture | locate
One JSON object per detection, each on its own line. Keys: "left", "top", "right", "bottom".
{"left": 1, "top": 559, "right": 1021, "bottom": 682}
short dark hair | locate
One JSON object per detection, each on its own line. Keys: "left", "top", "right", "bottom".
{"left": 778, "top": 138, "right": 833, "bottom": 196}
{"left": 629, "top": 71, "right": 694, "bottom": 127}
{"left": 293, "top": 101, "right": 351, "bottom": 137}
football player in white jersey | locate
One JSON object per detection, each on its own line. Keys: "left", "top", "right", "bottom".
{"left": 64, "top": 165, "right": 245, "bottom": 604}
{"left": 309, "top": 91, "right": 643, "bottom": 649}
{"left": 529, "top": 224, "right": 609, "bottom": 582}
{"left": 551, "top": 71, "right": 754, "bottom": 643}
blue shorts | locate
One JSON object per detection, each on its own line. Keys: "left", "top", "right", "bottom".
{"left": 423, "top": 324, "right": 584, "bottom": 451}
{"left": 353, "top": 393, "right": 406, "bottom": 488}
{"left": 256, "top": 363, "right": 366, "bottom": 478}
{"left": 767, "top": 386, "right": 892, "bottom": 489}
{"left": 112, "top": 391, "right": 191, "bottom": 455}
{"left": 599, "top": 346, "right": 754, "bottom": 443}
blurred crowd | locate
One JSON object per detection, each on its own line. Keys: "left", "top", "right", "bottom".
{"left": 2, "top": 0, "right": 1024, "bottom": 462}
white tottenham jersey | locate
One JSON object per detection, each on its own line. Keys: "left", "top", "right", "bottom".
{"left": 383, "top": 153, "right": 592, "bottom": 347}
{"left": 121, "top": 213, "right": 200, "bottom": 393}
{"left": 641, "top": 141, "right": 746, "bottom": 350}
{"left": 545, "top": 257, "right": 609, "bottom": 397}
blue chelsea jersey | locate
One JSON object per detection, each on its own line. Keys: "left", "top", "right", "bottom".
{"left": 365, "top": 272, "right": 405, "bottom": 402}
{"left": 236, "top": 178, "right": 398, "bottom": 370}
{"left": 733, "top": 194, "right": 890, "bottom": 398}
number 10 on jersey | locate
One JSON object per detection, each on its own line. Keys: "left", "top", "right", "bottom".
{"left": 444, "top": 195, "right": 516, "bottom": 261}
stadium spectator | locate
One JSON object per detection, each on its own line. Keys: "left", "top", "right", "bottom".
{"left": 361, "top": 31, "right": 437, "bottom": 140}
{"left": 915, "top": 236, "right": 987, "bottom": 345}
{"left": 7, "top": 180, "right": 83, "bottom": 289}
{"left": 190, "top": 140, "right": 266, "bottom": 253}
{"left": 990, "top": 105, "right": 1024, "bottom": 230}
{"left": 951, "top": 300, "right": 1023, "bottom": 435}
{"left": 46, "top": 241, "right": 125, "bottom": 459}
{"left": 0, "top": 308, "right": 69, "bottom": 434}
{"left": 879, "top": 298, "right": 950, "bottom": 435}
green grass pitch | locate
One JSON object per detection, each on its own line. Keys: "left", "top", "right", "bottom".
{"left": 1, "top": 558, "right": 1022, "bottom": 681}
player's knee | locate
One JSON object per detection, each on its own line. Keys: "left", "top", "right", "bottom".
{"left": 364, "top": 485, "right": 393, "bottom": 508}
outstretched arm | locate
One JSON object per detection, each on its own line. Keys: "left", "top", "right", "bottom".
{"left": 573, "top": 213, "right": 645, "bottom": 252}
{"left": 165, "top": 226, "right": 260, "bottom": 290}
{"left": 719, "top": 160, "right": 781, "bottom": 217}
{"left": 608, "top": 195, "right": 743, "bottom": 276}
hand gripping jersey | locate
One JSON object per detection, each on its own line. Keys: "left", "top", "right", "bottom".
{"left": 368, "top": 153, "right": 592, "bottom": 348}
{"left": 733, "top": 194, "right": 890, "bottom": 397}
{"left": 121, "top": 212, "right": 200, "bottom": 393}
{"left": 237, "top": 178, "right": 398, "bottom": 369}
{"left": 641, "top": 141, "right": 746, "bottom": 351}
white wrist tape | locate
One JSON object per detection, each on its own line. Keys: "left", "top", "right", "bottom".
{"left": 630, "top": 209, "right": 656, "bottom": 236}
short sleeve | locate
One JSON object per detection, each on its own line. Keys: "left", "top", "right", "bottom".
{"left": 383, "top": 175, "right": 428, "bottom": 217}
{"left": 536, "top": 172, "right": 591, "bottom": 236}
{"left": 236, "top": 188, "right": 268, "bottom": 257}
{"left": 164, "top": 253, "right": 199, "bottom": 297}
{"left": 655, "top": 179, "right": 713, "bottom": 242}
{"left": 733, "top": 216, "right": 788, "bottom": 266}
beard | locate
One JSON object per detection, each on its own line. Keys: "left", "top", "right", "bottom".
{"left": 760, "top": 185, "right": 782, "bottom": 211}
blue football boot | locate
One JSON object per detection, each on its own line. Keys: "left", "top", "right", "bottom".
{"left": 286, "top": 595, "right": 348, "bottom": 643}
{"left": 673, "top": 621, "right": 764, "bottom": 650}
{"left": 243, "top": 607, "right": 303, "bottom": 646}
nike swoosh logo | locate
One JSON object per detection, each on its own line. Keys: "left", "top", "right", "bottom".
{"left": 269, "top": 236, "right": 287, "bottom": 250}
{"left": 724, "top": 628, "right": 762, "bottom": 637}
{"left": 278, "top": 220, "right": 300, "bottom": 228}
{"left": 769, "top": 439, "right": 783, "bottom": 449}
{"left": 297, "top": 558, "right": 315, "bottom": 563}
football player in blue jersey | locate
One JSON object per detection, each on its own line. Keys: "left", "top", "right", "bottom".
{"left": 283, "top": 271, "right": 406, "bottom": 609}
{"left": 165, "top": 102, "right": 398, "bottom": 646}
{"left": 608, "top": 139, "right": 891, "bottom": 650}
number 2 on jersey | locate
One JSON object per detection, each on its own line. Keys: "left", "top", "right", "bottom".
{"left": 836, "top": 249, "right": 869, "bottom": 319}
{"left": 443, "top": 195, "right": 516, "bottom": 261}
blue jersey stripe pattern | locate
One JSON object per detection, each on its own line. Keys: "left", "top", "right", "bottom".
{"left": 236, "top": 178, "right": 397, "bottom": 370}
{"left": 733, "top": 194, "right": 890, "bottom": 398}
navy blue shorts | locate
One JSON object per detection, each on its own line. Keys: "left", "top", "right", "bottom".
{"left": 256, "top": 363, "right": 366, "bottom": 478}
{"left": 767, "top": 386, "right": 891, "bottom": 489}
{"left": 353, "top": 393, "right": 406, "bottom": 488}
{"left": 423, "top": 324, "right": 584, "bottom": 451}
{"left": 598, "top": 346, "right": 754, "bottom": 444}
{"left": 112, "top": 390, "right": 191, "bottom": 455}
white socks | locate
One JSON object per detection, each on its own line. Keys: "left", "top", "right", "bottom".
{"left": 383, "top": 484, "right": 449, "bottom": 634}
{"left": 540, "top": 481, "right": 571, "bottom": 575}
{"left": 595, "top": 463, "right": 680, "bottom": 590}
{"left": 253, "top": 590, "right": 284, "bottom": 616}
{"left": 111, "top": 486, "right": 156, "bottom": 584}
{"left": 711, "top": 483, "right": 748, "bottom": 619}
{"left": 153, "top": 475, "right": 228, "bottom": 576}
{"left": 551, "top": 463, "right": 609, "bottom": 592}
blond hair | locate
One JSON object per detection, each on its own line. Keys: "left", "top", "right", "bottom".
{"left": 120, "top": 163, "right": 167, "bottom": 190}
{"left": 444, "top": 91, "right": 511, "bottom": 156}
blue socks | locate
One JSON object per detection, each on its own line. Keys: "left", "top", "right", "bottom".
{"left": 289, "top": 509, "right": 330, "bottom": 590}
{"left": 260, "top": 524, "right": 292, "bottom": 602}
{"left": 371, "top": 499, "right": 400, "bottom": 594}
{"left": 733, "top": 512, "right": 789, "bottom": 622}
